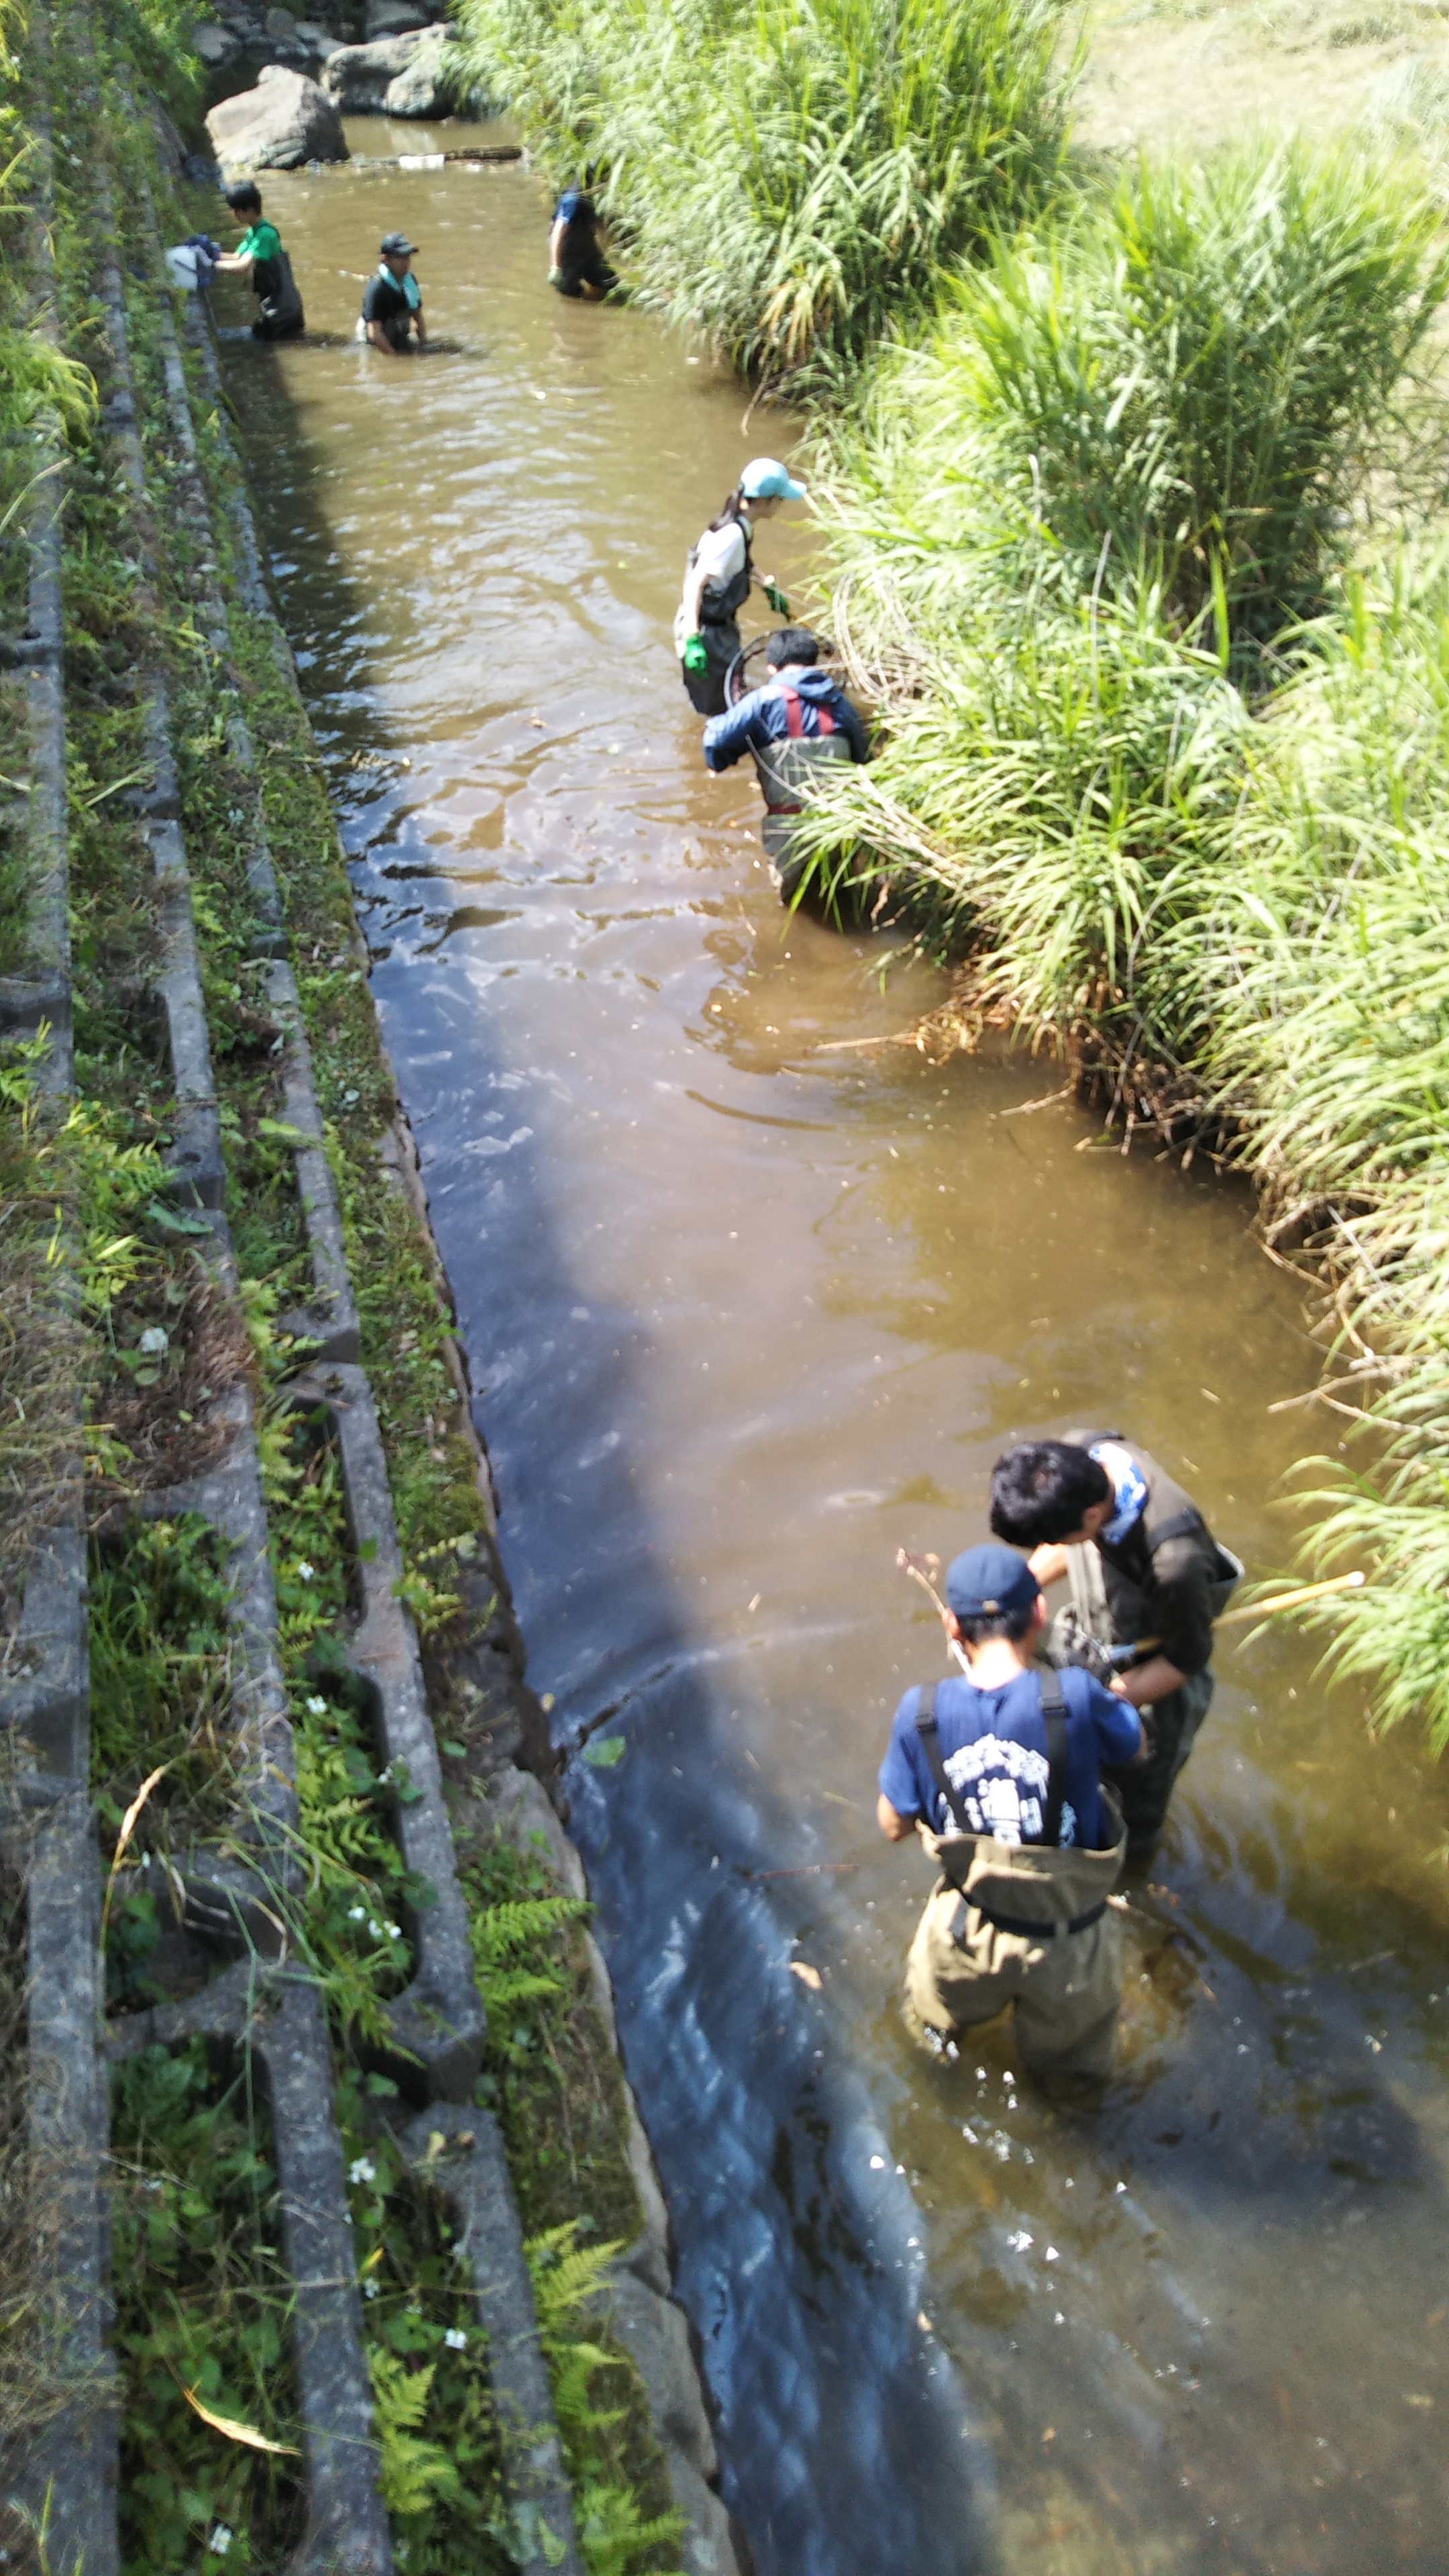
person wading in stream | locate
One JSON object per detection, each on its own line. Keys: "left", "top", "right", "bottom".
{"left": 877, "top": 1544, "right": 1144, "bottom": 2080}
{"left": 989, "top": 1435, "right": 1242, "bottom": 1862}
{"left": 700, "top": 627, "right": 869, "bottom": 902}
{"left": 676, "top": 458, "right": 804, "bottom": 717}
{"left": 360, "top": 233, "right": 427, "bottom": 354}
{"left": 547, "top": 183, "right": 619, "bottom": 301}
{"left": 211, "top": 179, "right": 304, "bottom": 341}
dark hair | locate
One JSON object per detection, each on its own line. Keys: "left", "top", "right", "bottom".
{"left": 708, "top": 489, "right": 750, "bottom": 534}
{"left": 767, "top": 627, "right": 819, "bottom": 669}
{"left": 989, "top": 1440, "right": 1111, "bottom": 1546}
{"left": 955, "top": 1604, "right": 1038, "bottom": 1648}
{"left": 224, "top": 179, "right": 262, "bottom": 217}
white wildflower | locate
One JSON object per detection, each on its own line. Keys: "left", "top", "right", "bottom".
{"left": 307, "top": 1695, "right": 328, "bottom": 1714}
{"left": 347, "top": 1906, "right": 366, "bottom": 1921}
{"left": 138, "top": 1326, "right": 169, "bottom": 1356}
{"left": 348, "top": 2157, "right": 376, "bottom": 2186}
{"left": 364, "top": 2277, "right": 380, "bottom": 2298}
{"left": 296, "top": 1560, "right": 314, "bottom": 1581}
{"left": 443, "top": 2326, "right": 468, "bottom": 2351}
{"left": 209, "top": 2532, "right": 233, "bottom": 2560}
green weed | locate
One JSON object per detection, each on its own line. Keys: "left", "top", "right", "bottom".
{"left": 461, "top": 0, "right": 1074, "bottom": 384}
{"left": 109, "top": 2037, "right": 304, "bottom": 2576}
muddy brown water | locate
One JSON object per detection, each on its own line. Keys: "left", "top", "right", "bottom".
{"left": 215, "top": 125, "right": 1449, "bottom": 2576}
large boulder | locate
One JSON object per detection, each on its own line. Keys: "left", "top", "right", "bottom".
{"left": 320, "top": 22, "right": 451, "bottom": 111}
{"left": 382, "top": 33, "right": 451, "bottom": 115}
{"left": 366, "top": 0, "right": 433, "bottom": 32}
{"left": 205, "top": 63, "right": 349, "bottom": 170}
{"left": 193, "top": 21, "right": 247, "bottom": 68}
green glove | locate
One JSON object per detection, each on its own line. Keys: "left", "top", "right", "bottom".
{"left": 763, "top": 579, "right": 790, "bottom": 616}
{"left": 682, "top": 631, "right": 708, "bottom": 674}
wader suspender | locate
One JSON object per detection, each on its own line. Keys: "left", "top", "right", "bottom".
{"left": 763, "top": 688, "right": 838, "bottom": 815}
{"left": 914, "top": 1672, "right": 1107, "bottom": 1939}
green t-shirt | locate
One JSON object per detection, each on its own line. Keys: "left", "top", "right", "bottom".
{"left": 237, "top": 219, "right": 282, "bottom": 264}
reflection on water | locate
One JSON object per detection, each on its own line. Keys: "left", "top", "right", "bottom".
{"left": 219, "top": 124, "right": 1449, "bottom": 2576}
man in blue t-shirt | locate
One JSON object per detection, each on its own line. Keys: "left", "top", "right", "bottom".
{"left": 877, "top": 1543, "right": 1144, "bottom": 2081}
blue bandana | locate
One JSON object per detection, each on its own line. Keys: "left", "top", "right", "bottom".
{"left": 1090, "top": 1441, "right": 1148, "bottom": 1544}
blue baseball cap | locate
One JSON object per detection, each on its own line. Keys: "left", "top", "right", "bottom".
{"left": 945, "top": 1543, "right": 1041, "bottom": 1621}
{"left": 741, "top": 455, "right": 807, "bottom": 502}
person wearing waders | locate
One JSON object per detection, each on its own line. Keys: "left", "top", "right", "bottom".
{"left": 211, "top": 180, "right": 304, "bottom": 341}
{"left": 361, "top": 233, "right": 426, "bottom": 354}
{"left": 700, "top": 627, "right": 869, "bottom": 903}
{"left": 676, "top": 457, "right": 804, "bottom": 718}
{"left": 547, "top": 185, "right": 619, "bottom": 300}
{"left": 877, "top": 1545, "right": 1144, "bottom": 2080}
{"left": 989, "top": 1436, "right": 1243, "bottom": 1862}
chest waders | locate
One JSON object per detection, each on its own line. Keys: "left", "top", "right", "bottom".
{"left": 1053, "top": 1428, "right": 1244, "bottom": 1858}
{"left": 680, "top": 523, "right": 753, "bottom": 716}
{"left": 900, "top": 1672, "right": 1126, "bottom": 2082}
{"left": 751, "top": 688, "right": 855, "bottom": 902}
{"left": 255, "top": 245, "right": 304, "bottom": 340}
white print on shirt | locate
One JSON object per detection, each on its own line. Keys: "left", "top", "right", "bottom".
{"left": 939, "top": 1737, "right": 1078, "bottom": 1847}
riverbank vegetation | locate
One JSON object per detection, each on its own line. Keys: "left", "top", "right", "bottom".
{"left": 458, "top": 0, "right": 1075, "bottom": 385}
{"left": 794, "top": 138, "right": 1449, "bottom": 1751}
{"left": 1, "top": 0, "right": 685, "bottom": 2558}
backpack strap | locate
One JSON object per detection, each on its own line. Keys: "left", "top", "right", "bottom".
{"left": 916, "top": 1675, "right": 1072, "bottom": 1848}
{"left": 781, "top": 686, "right": 804, "bottom": 738}
{"left": 1145, "top": 1505, "right": 1205, "bottom": 1553}
{"left": 1038, "top": 1666, "right": 1070, "bottom": 1846}
{"left": 914, "top": 1682, "right": 975, "bottom": 1839}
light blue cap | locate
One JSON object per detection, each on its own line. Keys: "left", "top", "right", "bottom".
{"left": 740, "top": 455, "right": 807, "bottom": 502}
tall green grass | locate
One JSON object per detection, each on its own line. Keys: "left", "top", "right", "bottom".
{"left": 794, "top": 138, "right": 1449, "bottom": 1752}
{"left": 458, "top": 0, "right": 1074, "bottom": 382}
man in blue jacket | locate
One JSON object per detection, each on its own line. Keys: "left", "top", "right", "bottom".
{"left": 701, "top": 627, "right": 868, "bottom": 902}
{"left": 877, "top": 1544, "right": 1144, "bottom": 2080}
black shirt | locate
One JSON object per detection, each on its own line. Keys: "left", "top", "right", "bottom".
{"left": 362, "top": 272, "right": 414, "bottom": 334}
{"left": 1069, "top": 1428, "right": 1224, "bottom": 1676}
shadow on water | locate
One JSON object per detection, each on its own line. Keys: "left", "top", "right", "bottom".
{"left": 213, "top": 270, "right": 996, "bottom": 2575}
{"left": 210, "top": 133, "right": 1449, "bottom": 2576}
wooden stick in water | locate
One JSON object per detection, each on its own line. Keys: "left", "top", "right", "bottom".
{"left": 896, "top": 1548, "right": 972, "bottom": 1674}
{"left": 1132, "top": 1570, "right": 1367, "bottom": 1653}
{"left": 1214, "top": 1570, "right": 1364, "bottom": 1629}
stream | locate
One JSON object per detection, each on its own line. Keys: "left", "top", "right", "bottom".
{"left": 216, "top": 126, "right": 1449, "bottom": 2576}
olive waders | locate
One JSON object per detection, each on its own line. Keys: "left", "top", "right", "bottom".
{"left": 904, "top": 1674, "right": 1127, "bottom": 2082}
{"left": 1049, "top": 1431, "right": 1242, "bottom": 1858}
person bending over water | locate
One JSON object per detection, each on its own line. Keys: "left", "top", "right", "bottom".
{"left": 547, "top": 185, "right": 618, "bottom": 301}
{"left": 211, "top": 180, "right": 304, "bottom": 341}
{"left": 360, "top": 233, "right": 427, "bottom": 354}
{"left": 702, "top": 627, "right": 868, "bottom": 903}
{"left": 990, "top": 1434, "right": 1242, "bottom": 1861}
{"left": 676, "top": 457, "right": 805, "bottom": 717}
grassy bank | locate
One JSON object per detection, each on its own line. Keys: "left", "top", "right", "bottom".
{"left": 1, "top": 0, "right": 685, "bottom": 2559}
{"left": 458, "top": 0, "right": 1075, "bottom": 386}
{"left": 794, "top": 136, "right": 1449, "bottom": 1752}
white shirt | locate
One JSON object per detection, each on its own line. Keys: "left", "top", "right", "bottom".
{"left": 691, "top": 518, "right": 748, "bottom": 589}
